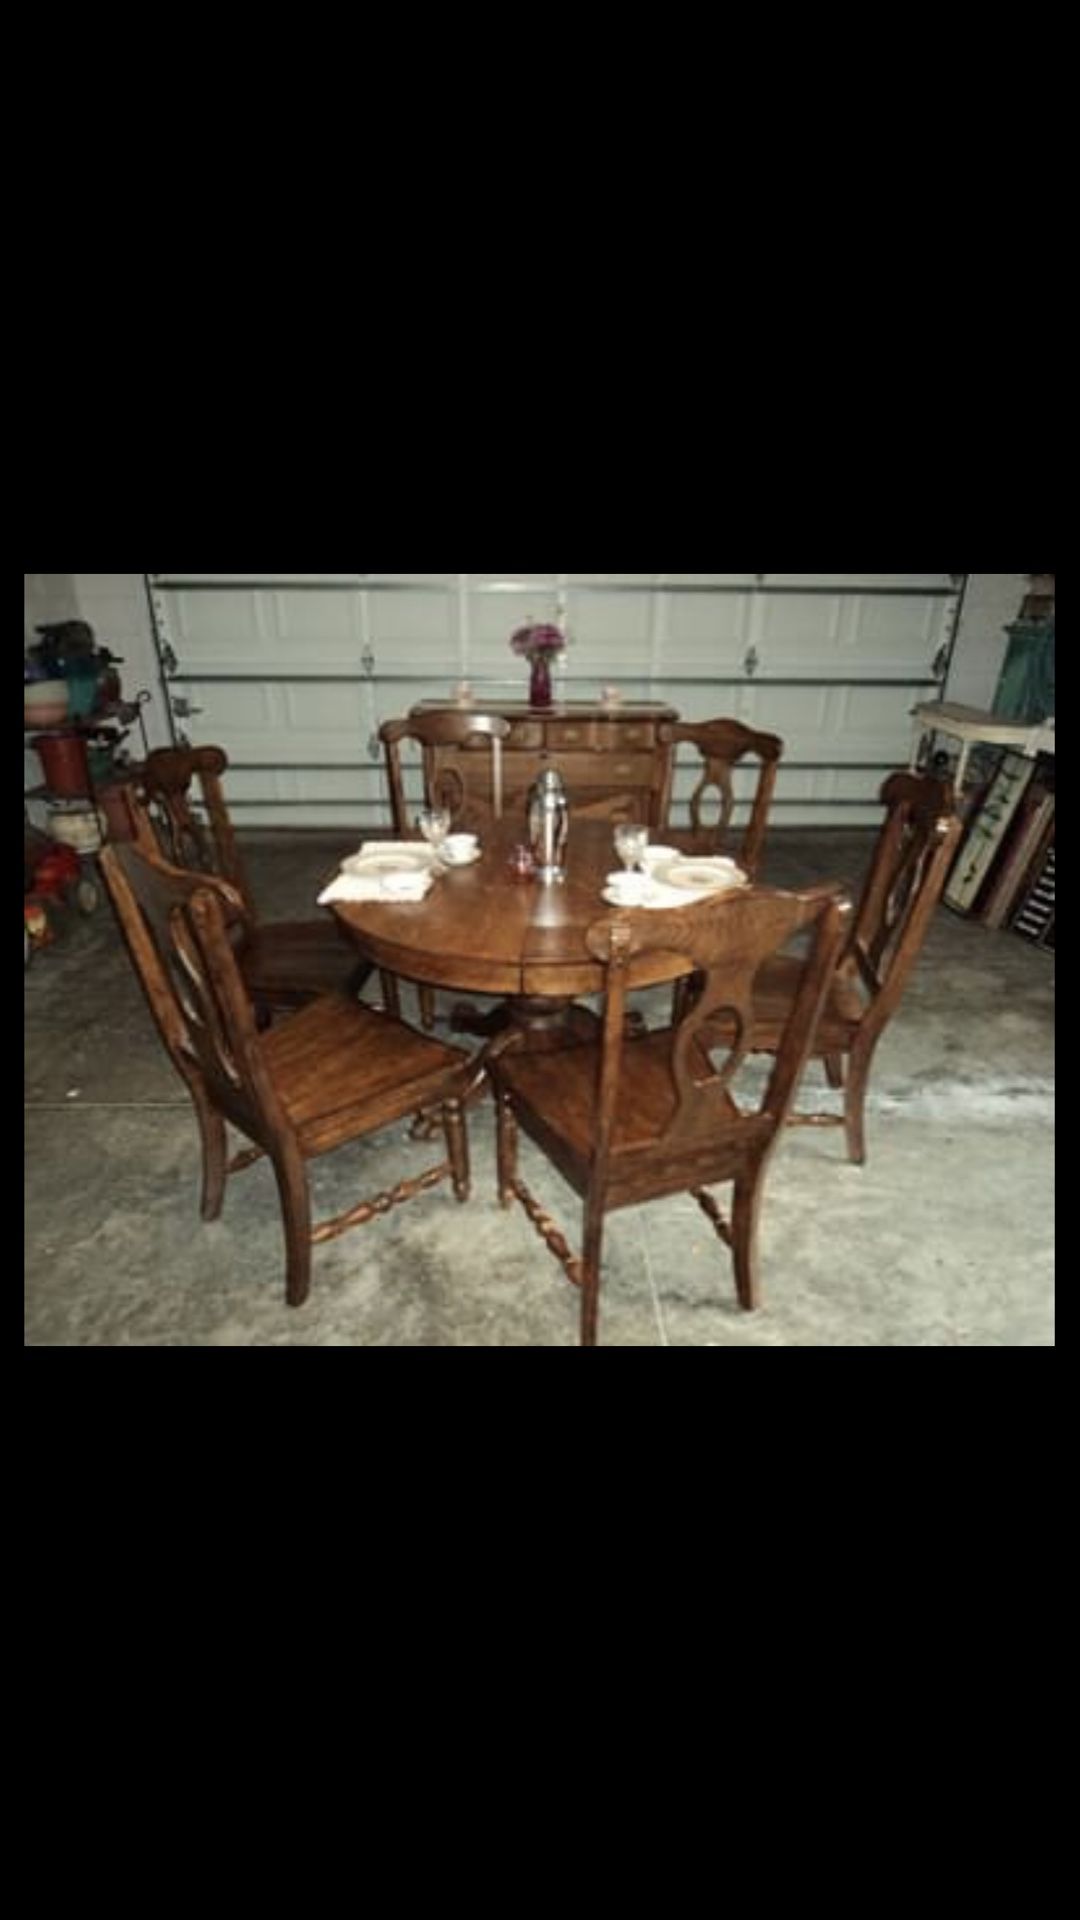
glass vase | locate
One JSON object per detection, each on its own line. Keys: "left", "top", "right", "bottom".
{"left": 528, "top": 654, "right": 553, "bottom": 709}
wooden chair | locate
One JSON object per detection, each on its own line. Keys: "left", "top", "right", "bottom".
{"left": 697, "top": 771, "right": 963, "bottom": 1166}
{"left": 657, "top": 719, "right": 784, "bottom": 878}
{"left": 133, "top": 745, "right": 371, "bottom": 1019}
{"left": 100, "top": 838, "right": 476, "bottom": 1309}
{"left": 379, "top": 713, "right": 511, "bottom": 1028}
{"left": 491, "top": 884, "right": 850, "bottom": 1346}
{"left": 381, "top": 711, "right": 510, "bottom": 838}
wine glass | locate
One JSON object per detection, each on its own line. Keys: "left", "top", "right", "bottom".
{"left": 614, "top": 823, "right": 649, "bottom": 874}
{"left": 417, "top": 807, "right": 452, "bottom": 860}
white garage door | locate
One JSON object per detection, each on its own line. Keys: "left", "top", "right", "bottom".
{"left": 147, "top": 573, "right": 964, "bottom": 829}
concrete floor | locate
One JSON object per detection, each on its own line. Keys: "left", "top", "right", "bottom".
{"left": 24, "top": 830, "right": 1055, "bottom": 1347}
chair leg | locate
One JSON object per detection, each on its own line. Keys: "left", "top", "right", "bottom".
{"left": 272, "top": 1146, "right": 313, "bottom": 1307}
{"left": 346, "top": 958, "right": 375, "bottom": 999}
{"left": 825, "top": 1053, "right": 845, "bottom": 1090}
{"left": 379, "top": 971, "right": 402, "bottom": 1019}
{"left": 731, "top": 1172, "right": 763, "bottom": 1312}
{"left": 194, "top": 1088, "right": 228, "bottom": 1222}
{"left": 580, "top": 1201, "right": 605, "bottom": 1348}
{"left": 496, "top": 1092, "right": 518, "bottom": 1208}
{"left": 844, "top": 1040, "right": 875, "bottom": 1167}
{"left": 671, "top": 971, "right": 702, "bottom": 1026}
{"left": 419, "top": 984, "right": 437, "bottom": 1030}
{"left": 443, "top": 1099, "right": 471, "bottom": 1202}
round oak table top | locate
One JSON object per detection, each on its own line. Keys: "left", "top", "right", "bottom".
{"left": 329, "top": 818, "right": 705, "bottom": 1003}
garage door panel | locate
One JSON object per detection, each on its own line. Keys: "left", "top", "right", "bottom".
{"left": 369, "top": 590, "right": 456, "bottom": 658}
{"left": 567, "top": 590, "right": 655, "bottom": 654}
{"left": 370, "top": 573, "right": 457, "bottom": 588}
{"left": 174, "top": 588, "right": 265, "bottom": 653}
{"left": 184, "top": 678, "right": 280, "bottom": 733}
{"left": 844, "top": 683, "right": 923, "bottom": 734}
{"left": 270, "top": 590, "right": 362, "bottom": 650}
{"left": 664, "top": 592, "right": 750, "bottom": 654}
{"left": 468, "top": 588, "right": 561, "bottom": 657}
{"left": 846, "top": 594, "right": 943, "bottom": 659}
{"left": 740, "top": 684, "right": 833, "bottom": 734}
{"left": 664, "top": 573, "right": 758, "bottom": 589}
{"left": 284, "top": 683, "right": 369, "bottom": 732}
{"left": 765, "top": 572, "right": 955, "bottom": 592}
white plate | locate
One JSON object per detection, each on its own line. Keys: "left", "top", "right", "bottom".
{"left": 341, "top": 849, "right": 433, "bottom": 878}
{"left": 663, "top": 860, "right": 748, "bottom": 893}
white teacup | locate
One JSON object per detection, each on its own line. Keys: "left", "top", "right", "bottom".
{"left": 441, "top": 833, "right": 480, "bottom": 866}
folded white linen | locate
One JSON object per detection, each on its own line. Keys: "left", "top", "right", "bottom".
{"left": 602, "top": 860, "right": 748, "bottom": 911}
{"left": 318, "top": 870, "right": 435, "bottom": 906}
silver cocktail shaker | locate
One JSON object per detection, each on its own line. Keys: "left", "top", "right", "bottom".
{"left": 527, "top": 767, "right": 569, "bottom": 885}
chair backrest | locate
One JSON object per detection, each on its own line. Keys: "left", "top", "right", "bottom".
{"left": 134, "top": 746, "right": 254, "bottom": 915}
{"left": 657, "top": 719, "right": 784, "bottom": 878}
{"left": 585, "top": 885, "right": 849, "bottom": 1170}
{"left": 100, "top": 839, "right": 287, "bottom": 1145}
{"left": 846, "top": 771, "right": 962, "bottom": 1038}
{"left": 380, "top": 713, "right": 511, "bottom": 834}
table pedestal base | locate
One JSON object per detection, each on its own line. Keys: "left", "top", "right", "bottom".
{"left": 450, "top": 995, "right": 600, "bottom": 1051}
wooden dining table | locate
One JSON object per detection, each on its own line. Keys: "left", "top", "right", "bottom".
{"left": 329, "top": 817, "right": 704, "bottom": 1045}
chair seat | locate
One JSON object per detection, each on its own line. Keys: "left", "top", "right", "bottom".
{"left": 687, "top": 955, "right": 865, "bottom": 1056}
{"left": 749, "top": 955, "right": 865, "bottom": 1051}
{"left": 238, "top": 918, "right": 369, "bottom": 1005}
{"left": 261, "top": 993, "right": 472, "bottom": 1156}
{"left": 500, "top": 1030, "right": 758, "bottom": 1200}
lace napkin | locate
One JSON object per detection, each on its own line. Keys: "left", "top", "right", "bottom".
{"left": 318, "top": 843, "right": 438, "bottom": 907}
{"left": 318, "top": 869, "right": 435, "bottom": 906}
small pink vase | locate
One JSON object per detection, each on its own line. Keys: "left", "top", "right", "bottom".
{"left": 529, "top": 654, "right": 553, "bottom": 708}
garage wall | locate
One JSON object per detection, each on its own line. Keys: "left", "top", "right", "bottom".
{"left": 24, "top": 574, "right": 172, "bottom": 747}
{"left": 24, "top": 573, "right": 79, "bottom": 640}
{"left": 70, "top": 575, "right": 172, "bottom": 751}
{"left": 25, "top": 576, "right": 80, "bottom": 807}
{"left": 946, "top": 573, "right": 1029, "bottom": 710}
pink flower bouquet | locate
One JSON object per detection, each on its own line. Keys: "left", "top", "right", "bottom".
{"left": 511, "top": 622, "right": 567, "bottom": 708}
{"left": 510, "top": 622, "right": 567, "bottom": 660}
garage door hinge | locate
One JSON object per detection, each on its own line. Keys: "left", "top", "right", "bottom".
{"left": 160, "top": 641, "right": 179, "bottom": 676}
{"left": 361, "top": 646, "right": 376, "bottom": 678}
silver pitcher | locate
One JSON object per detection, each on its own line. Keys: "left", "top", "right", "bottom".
{"left": 527, "top": 766, "right": 569, "bottom": 885}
